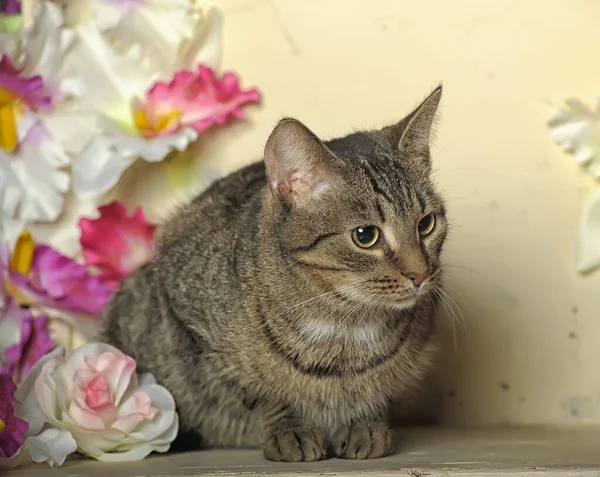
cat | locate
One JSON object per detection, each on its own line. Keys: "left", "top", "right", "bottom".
{"left": 100, "top": 85, "right": 448, "bottom": 462}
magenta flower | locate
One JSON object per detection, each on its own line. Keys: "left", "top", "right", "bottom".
{"left": 0, "top": 0, "right": 20, "bottom": 15}
{"left": 135, "top": 65, "right": 261, "bottom": 138}
{"left": 0, "top": 55, "right": 52, "bottom": 153}
{"left": 2, "top": 314, "right": 54, "bottom": 384}
{"left": 9, "top": 245, "right": 113, "bottom": 316}
{"left": 0, "top": 372, "right": 28, "bottom": 459}
{"left": 79, "top": 201, "right": 157, "bottom": 289}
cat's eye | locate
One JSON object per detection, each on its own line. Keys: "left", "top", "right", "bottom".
{"left": 352, "top": 226, "right": 380, "bottom": 248}
{"left": 418, "top": 214, "right": 436, "bottom": 236}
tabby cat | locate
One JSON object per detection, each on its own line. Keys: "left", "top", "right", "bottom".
{"left": 101, "top": 86, "right": 448, "bottom": 461}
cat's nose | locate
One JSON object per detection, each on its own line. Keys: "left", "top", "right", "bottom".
{"left": 402, "top": 271, "right": 429, "bottom": 288}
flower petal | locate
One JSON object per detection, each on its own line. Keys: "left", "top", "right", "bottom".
{"left": 11, "top": 244, "right": 113, "bottom": 315}
{"left": 575, "top": 189, "right": 600, "bottom": 273}
{"left": 3, "top": 313, "right": 54, "bottom": 383}
{"left": 0, "top": 298, "right": 27, "bottom": 360}
{"left": 93, "top": 443, "right": 154, "bottom": 462}
{"left": 73, "top": 125, "right": 197, "bottom": 198}
{"left": 178, "top": 8, "right": 223, "bottom": 71}
{"left": 26, "top": 428, "right": 77, "bottom": 468}
{"left": 79, "top": 201, "right": 157, "bottom": 285}
{"left": 142, "top": 65, "right": 261, "bottom": 135}
{"left": 14, "top": 347, "right": 65, "bottom": 437}
{"left": 0, "top": 373, "right": 29, "bottom": 459}
{"left": 548, "top": 97, "right": 600, "bottom": 180}
{"left": 6, "top": 121, "right": 70, "bottom": 223}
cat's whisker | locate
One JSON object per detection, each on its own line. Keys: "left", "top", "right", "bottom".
{"left": 432, "top": 288, "right": 458, "bottom": 349}
{"left": 271, "top": 283, "right": 363, "bottom": 320}
{"left": 436, "top": 287, "right": 467, "bottom": 335}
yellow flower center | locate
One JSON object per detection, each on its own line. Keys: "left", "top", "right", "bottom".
{"left": 0, "top": 87, "right": 20, "bottom": 153}
{"left": 0, "top": 419, "right": 5, "bottom": 432}
{"left": 10, "top": 230, "right": 35, "bottom": 275}
{"left": 5, "top": 230, "right": 36, "bottom": 305}
{"left": 134, "top": 109, "right": 181, "bottom": 138}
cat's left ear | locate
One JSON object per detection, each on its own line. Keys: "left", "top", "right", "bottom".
{"left": 382, "top": 85, "right": 442, "bottom": 169}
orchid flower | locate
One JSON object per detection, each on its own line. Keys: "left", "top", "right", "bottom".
{"left": 0, "top": 347, "right": 77, "bottom": 470}
{"left": 68, "top": 44, "right": 259, "bottom": 198}
{"left": 41, "top": 1, "right": 227, "bottom": 199}
{"left": 1, "top": 0, "right": 21, "bottom": 15}
{"left": 548, "top": 98, "right": 600, "bottom": 178}
{"left": 79, "top": 201, "right": 157, "bottom": 289}
{"left": 90, "top": 1, "right": 223, "bottom": 75}
{"left": 0, "top": 373, "right": 29, "bottom": 459}
{"left": 4, "top": 231, "right": 113, "bottom": 335}
{"left": 139, "top": 65, "right": 261, "bottom": 137}
{"left": 0, "top": 2, "right": 72, "bottom": 223}
{"left": 548, "top": 97, "right": 600, "bottom": 273}
{"left": 2, "top": 313, "right": 54, "bottom": 383}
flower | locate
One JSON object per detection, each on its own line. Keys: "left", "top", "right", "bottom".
{"left": 23, "top": 343, "right": 178, "bottom": 462}
{"left": 0, "top": 372, "right": 28, "bottom": 459}
{"left": 0, "top": 241, "right": 28, "bottom": 370}
{"left": 138, "top": 65, "right": 261, "bottom": 137}
{"left": 79, "top": 201, "right": 157, "bottom": 288}
{"left": 1, "top": 347, "right": 78, "bottom": 469}
{"left": 71, "top": 62, "right": 260, "bottom": 198}
{"left": 62, "top": 20, "right": 203, "bottom": 198}
{"left": 0, "top": 2, "right": 72, "bottom": 223}
{"left": 2, "top": 231, "right": 113, "bottom": 337}
{"left": 0, "top": 121, "right": 70, "bottom": 222}
{"left": 548, "top": 97, "right": 600, "bottom": 179}
{"left": 0, "top": 55, "right": 52, "bottom": 152}
{"left": 574, "top": 189, "right": 600, "bottom": 274}
{"left": 91, "top": 1, "right": 223, "bottom": 75}
{"left": 9, "top": 241, "right": 114, "bottom": 317}
{"left": 2, "top": 313, "right": 54, "bottom": 383}
{"left": 0, "top": 0, "right": 20, "bottom": 15}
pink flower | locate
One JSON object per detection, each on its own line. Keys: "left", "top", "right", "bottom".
{"left": 0, "top": 373, "right": 29, "bottom": 459}
{"left": 3, "top": 314, "right": 54, "bottom": 384}
{"left": 27, "top": 343, "right": 178, "bottom": 461}
{"left": 1, "top": 0, "right": 20, "bottom": 15}
{"left": 0, "top": 55, "right": 52, "bottom": 153}
{"left": 135, "top": 65, "right": 261, "bottom": 138}
{"left": 9, "top": 245, "right": 113, "bottom": 316}
{"left": 79, "top": 201, "right": 157, "bottom": 289}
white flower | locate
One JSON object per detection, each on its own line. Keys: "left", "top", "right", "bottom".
{"left": 15, "top": 343, "right": 178, "bottom": 463}
{"left": 548, "top": 97, "right": 600, "bottom": 179}
{"left": 575, "top": 189, "right": 600, "bottom": 274}
{"left": 0, "top": 2, "right": 73, "bottom": 223}
{"left": 0, "top": 347, "right": 77, "bottom": 471}
{"left": 47, "top": 2, "right": 222, "bottom": 198}
{"left": 91, "top": 0, "right": 223, "bottom": 75}
{"left": 1, "top": 121, "right": 71, "bottom": 222}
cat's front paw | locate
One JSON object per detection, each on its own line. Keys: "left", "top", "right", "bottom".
{"left": 332, "top": 422, "right": 393, "bottom": 459}
{"left": 263, "top": 427, "right": 327, "bottom": 462}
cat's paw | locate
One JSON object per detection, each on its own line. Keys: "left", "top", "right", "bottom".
{"left": 263, "top": 427, "right": 327, "bottom": 462}
{"left": 332, "top": 422, "right": 394, "bottom": 459}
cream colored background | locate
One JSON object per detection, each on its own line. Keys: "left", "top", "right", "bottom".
{"left": 47, "top": 0, "right": 600, "bottom": 426}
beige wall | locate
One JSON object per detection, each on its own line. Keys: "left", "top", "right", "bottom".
{"left": 48, "top": 0, "right": 600, "bottom": 425}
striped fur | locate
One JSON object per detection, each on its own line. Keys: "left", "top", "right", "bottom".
{"left": 100, "top": 86, "right": 447, "bottom": 461}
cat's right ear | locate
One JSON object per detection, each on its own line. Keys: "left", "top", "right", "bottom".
{"left": 264, "top": 118, "right": 334, "bottom": 207}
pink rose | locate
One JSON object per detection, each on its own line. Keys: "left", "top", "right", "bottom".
{"left": 20, "top": 343, "right": 178, "bottom": 463}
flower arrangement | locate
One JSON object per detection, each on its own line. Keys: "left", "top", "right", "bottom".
{"left": 0, "top": 0, "right": 261, "bottom": 468}
{"left": 548, "top": 98, "right": 600, "bottom": 273}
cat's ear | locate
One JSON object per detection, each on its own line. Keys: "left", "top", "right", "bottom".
{"left": 382, "top": 85, "right": 442, "bottom": 168}
{"left": 264, "top": 118, "right": 335, "bottom": 206}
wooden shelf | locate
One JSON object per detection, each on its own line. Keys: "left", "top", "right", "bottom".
{"left": 8, "top": 426, "right": 600, "bottom": 476}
